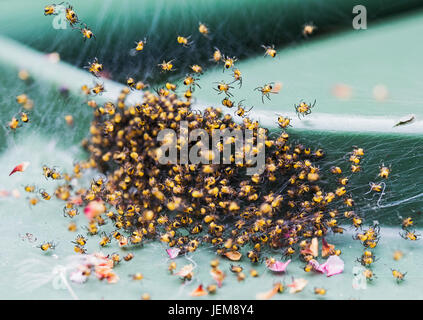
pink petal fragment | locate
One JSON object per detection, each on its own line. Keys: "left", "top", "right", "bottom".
{"left": 301, "top": 237, "right": 318, "bottom": 257}
{"left": 332, "top": 83, "right": 353, "bottom": 100}
{"left": 266, "top": 259, "right": 291, "bottom": 272}
{"left": 321, "top": 238, "right": 335, "bottom": 258}
{"left": 70, "top": 270, "right": 88, "bottom": 284}
{"left": 308, "top": 258, "right": 326, "bottom": 273}
{"left": 84, "top": 200, "right": 105, "bottom": 220}
{"left": 9, "top": 161, "right": 30, "bottom": 176}
{"left": 106, "top": 272, "right": 119, "bottom": 284}
{"left": 0, "top": 190, "right": 11, "bottom": 198}
{"left": 190, "top": 284, "right": 208, "bottom": 297}
{"left": 316, "top": 262, "right": 327, "bottom": 273}
{"left": 175, "top": 264, "right": 193, "bottom": 277}
{"left": 323, "top": 255, "right": 344, "bottom": 277}
{"left": 373, "top": 84, "right": 389, "bottom": 101}
{"left": 11, "top": 189, "right": 21, "bottom": 198}
{"left": 166, "top": 248, "right": 181, "bottom": 259}
{"left": 70, "top": 195, "right": 83, "bottom": 206}
{"left": 210, "top": 268, "right": 226, "bottom": 288}
{"left": 287, "top": 278, "right": 308, "bottom": 294}
{"left": 308, "top": 256, "right": 344, "bottom": 277}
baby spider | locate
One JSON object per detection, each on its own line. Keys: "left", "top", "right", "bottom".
{"left": 235, "top": 100, "right": 253, "bottom": 118}
{"left": 190, "top": 64, "right": 203, "bottom": 74}
{"left": 80, "top": 24, "right": 95, "bottom": 41}
{"left": 222, "top": 55, "right": 237, "bottom": 71}
{"left": 85, "top": 57, "right": 103, "bottom": 77}
{"left": 72, "top": 234, "right": 87, "bottom": 246}
{"left": 231, "top": 69, "right": 242, "bottom": 88}
{"left": 158, "top": 59, "right": 175, "bottom": 72}
{"left": 378, "top": 164, "right": 391, "bottom": 179}
{"left": 177, "top": 35, "right": 193, "bottom": 48}
{"left": 39, "top": 189, "right": 51, "bottom": 200}
{"left": 24, "top": 185, "right": 36, "bottom": 193}
{"left": 357, "top": 250, "right": 377, "bottom": 266}
{"left": 99, "top": 232, "right": 111, "bottom": 247}
{"left": 65, "top": 4, "right": 79, "bottom": 27}
{"left": 391, "top": 269, "right": 406, "bottom": 283}
{"left": 400, "top": 230, "right": 420, "bottom": 241}
{"left": 262, "top": 44, "right": 277, "bottom": 58}
{"left": 20, "top": 112, "right": 29, "bottom": 123}
{"left": 155, "top": 87, "right": 170, "bottom": 97}
{"left": 184, "top": 89, "right": 193, "bottom": 100}
{"left": 91, "top": 81, "right": 105, "bottom": 95}
{"left": 210, "top": 47, "right": 222, "bottom": 63}
{"left": 314, "top": 287, "right": 326, "bottom": 295}
{"left": 222, "top": 98, "right": 235, "bottom": 108}
{"left": 38, "top": 241, "right": 56, "bottom": 252}
{"left": 28, "top": 197, "right": 39, "bottom": 206}
{"left": 365, "top": 182, "right": 386, "bottom": 206}
{"left": 42, "top": 165, "right": 61, "bottom": 180}
{"left": 44, "top": 3, "right": 62, "bottom": 16}
{"left": 214, "top": 81, "right": 234, "bottom": 97}
{"left": 302, "top": 22, "right": 317, "bottom": 37}
{"left": 8, "top": 117, "right": 20, "bottom": 130}
{"left": 277, "top": 115, "right": 291, "bottom": 129}
{"left": 126, "top": 77, "right": 136, "bottom": 89}
{"left": 183, "top": 74, "right": 201, "bottom": 91}
{"left": 363, "top": 269, "right": 376, "bottom": 281}
{"left": 134, "top": 37, "right": 147, "bottom": 52}
{"left": 295, "top": 100, "right": 316, "bottom": 119}
{"left": 402, "top": 217, "right": 414, "bottom": 229}
{"left": 74, "top": 244, "right": 86, "bottom": 254}
{"left": 165, "top": 82, "right": 177, "bottom": 91}
{"left": 254, "top": 82, "right": 277, "bottom": 103}
{"left": 198, "top": 22, "right": 210, "bottom": 37}
{"left": 63, "top": 207, "right": 79, "bottom": 218}
{"left": 367, "top": 182, "right": 385, "bottom": 193}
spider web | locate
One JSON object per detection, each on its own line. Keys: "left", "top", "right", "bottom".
{"left": 0, "top": 0, "right": 423, "bottom": 300}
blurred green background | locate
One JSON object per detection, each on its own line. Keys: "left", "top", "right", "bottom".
{"left": 2, "top": 0, "right": 423, "bottom": 83}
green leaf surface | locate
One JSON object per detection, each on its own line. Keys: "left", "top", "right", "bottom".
{"left": 1, "top": 0, "right": 422, "bottom": 84}
{"left": 194, "top": 9, "right": 423, "bottom": 134}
